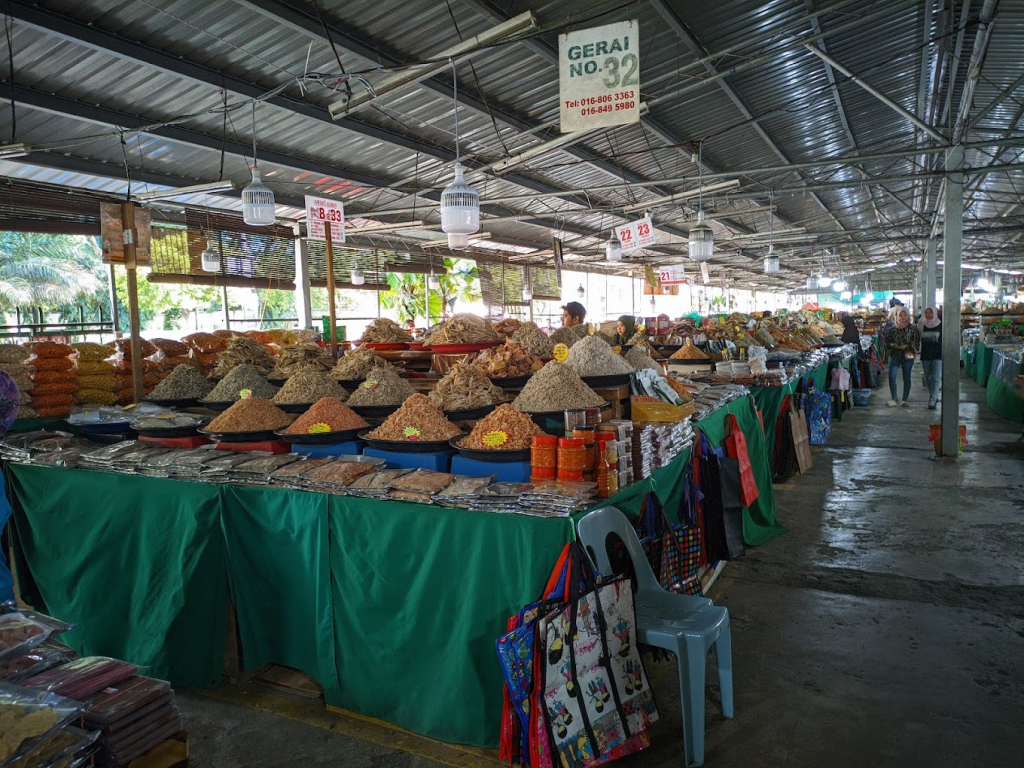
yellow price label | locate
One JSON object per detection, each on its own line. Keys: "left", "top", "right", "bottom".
{"left": 307, "top": 422, "right": 331, "bottom": 434}
{"left": 482, "top": 430, "right": 508, "bottom": 448}
{"left": 239, "top": 388, "right": 253, "bottom": 399}
{"left": 611, "top": 346, "right": 622, "bottom": 355}
{"left": 361, "top": 379, "right": 378, "bottom": 390}
{"left": 553, "top": 343, "right": 569, "bottom": 362}
{"left": 403, "top": 426, "right": 421, "bottom": 441}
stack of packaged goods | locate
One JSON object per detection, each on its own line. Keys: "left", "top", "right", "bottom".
{"left": 182, "top": 332, "right": 227, "bottom": 376}
{"left": 150, "top": 338, "right": 194, "bottom": 384}
{"left": 28, "top": 342, "right": 78, "bottom": 418}
{"left": 108, "top": 339, "right": 159, "bottom": 404}
{"left": 73, "top": 342, "right": 118, "bottom": 406}
{"left": 0, "top": 344, "right": 36, "bottom": 419}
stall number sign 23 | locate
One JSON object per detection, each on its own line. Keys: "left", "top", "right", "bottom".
{"left": 559, "top": 20, "right": 640, "bottom": 133}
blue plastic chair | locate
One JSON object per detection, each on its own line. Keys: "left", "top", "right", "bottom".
{"left": 577, "top": 505, "right": 733, "bottom": 767}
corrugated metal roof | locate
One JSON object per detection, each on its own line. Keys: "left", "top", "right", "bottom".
{"left": 0, "top": 0, "right": 1020, "bottom": 286}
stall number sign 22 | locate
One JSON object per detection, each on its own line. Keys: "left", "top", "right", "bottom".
{"left": 305, "top": 195, "right": 345, "bottom": 243}
{"left": 615, "top": 215, "right": 655, "bottom": 254}
{"left": 559, "top": 20, "right": 640, "bottom": 133}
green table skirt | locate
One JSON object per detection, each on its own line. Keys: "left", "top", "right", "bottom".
{"left": 986, "top": 374, "right": 1024, "bottom": 423}
{"left": 5, "top": 397, "right": 783, "bottom": 746}
{"left": 975, "top": 343, "right": 993, "bottom": 387}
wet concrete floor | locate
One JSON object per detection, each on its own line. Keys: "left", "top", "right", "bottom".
{"left": 177, "top": 370, "right": 1024, "bottom": 767}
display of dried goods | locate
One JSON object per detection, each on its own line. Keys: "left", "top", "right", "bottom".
{"left": 422, "top": 313, "right": 500, "bottom": 345}
{"left": 493, "top": 318, "right": 521, "bottom": 337}
{"left": 428, "top": 363, "right": 506, "bottom": 411}
{"left": 304, "top": 460, "right": 376, "bottom": 487}
{"left": 330, "top": 348, "right": 393, "bottom": 380}
{"left": 32, "top": 371, "right": 76, "bottom": 386}
{"left": 366, "top": 393, "right": 461, "bottom": 442}
{"left": 473, "top": 339, "right": 544, "bottom": 378}
{"left": 272, "top": 371, "right": 348, "bottom": 405}
{"left": 32, "top": 358, "right": 74, "bottom": 373}
{"left": 202, "top": 365, "right": 278, "bottom": 403}
{"left": 145, "top": 338, "right": 188, "bottom": 357}
{"left": 669, "top": 341, "right": 711, "bottom": 360}
{"left": 76, "top": 375, "right": 116, "bottom": 391}
{"left": 565, "top": 335, "right": 634, "bottom": 376}
{"left": 389, "top": 469, "right": 454, "bottom": 494}
{"left": 345, "top": 366, "right": 414, "bottom": 406}
{"left": 205, "top": 397, "right": 292, "bottom": 433}
{"left": 548, "top": 324, "right": 589, "bottom": 348}
{"left": 33, "top": 382, "right": 79, "bottom": 397}
{"left": 77, "top": 390, "right": 118, "bottom": 406}
{"left": 510, "top": 322, "right": 555, "bottom": 357}
{"left": 106, "top": 338, "right": 158, "bottom": 359}
{"left": 624, "top": 345, "right": 663, "bottom": 372}
{"left": 512, "top": 361, "right": 603, "bottom": 412}
{"left": 359, "top": 318, "right": 413, "bottom": 344}
{"left": 210, "top": 336, "right": 275, "bottom": 378}
{"left": 130, "top": 413, "right": 207, "bottom": 431}
{"left": 387, "top": 489, "right": 435, "bottom": 504}
{"left": 0, "top": 345, "right": 31, "bottom": 363}
{"left": 462, "top": 404, "right": 543, "bottom": 450}
{"left": 28, "top": 342, "right": 74, "bottom": 359}
{"left": 113, "top": 358, "right": 159, "bottom": 375}
{"left": 70, "top": 342, "right": 111, "bottom": 362}
{"left": 182, "top": 332, "right": 228, "bottom": 355}
{"left": 270, "top": 343, "right": 333, "bottom": 378}
{"left": 284, "top": 397, "right": 368, "bottom": 434}
{"left": 75, "top": 361, "right": 114, "bottom": 377}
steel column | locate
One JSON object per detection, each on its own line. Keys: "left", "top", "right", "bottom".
{"left": 924, "top": 238, "right": 937, "bottom": 309}
{"left": 293, "top": 224, "right": 312, "bottom": 330}
{"left": 940, "top": 145, "right": 964, "bottom": 457}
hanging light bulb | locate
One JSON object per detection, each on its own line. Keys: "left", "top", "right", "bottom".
{"left": 688, "top": 142, "right": 714, "bottom": 261}
{"left": 832, "top": 278, "right": 847, "bottom": 291}
{"left": 350, "top": 268, "right": 365, "bottom": 286}
{"left": 440, "top": 63, "right": 479, "bottom": 249}
{"left": 522, "top": 285, "right": 533, "bottom": 302}
{"left": 605, "top": 231, "right": 622, "bottom": 262}
{"left": 241, "top": 103, "right": 276, "bottom": 226}
{"left": 763, "top": 246, "right": 780, "bottom": 275}
{"left": 200, "top": 239, "right": 219, "bottom": 273}
{"left": 817, "top": 274, "right": 833, "bottom": 288}
{"left": 577, "top": 284, "right": 585, "bottom": 299}
{"left": 840, "top": 290, "right": 853, "bottom": 300}
{"left": 806, "top": 274, "right": 815, "bottom": 290}
{"left": 428, "top": 273, "right": 441, "bottom": 290}
{"left": 650, "top": 292, "right": 657, "bottom": 309}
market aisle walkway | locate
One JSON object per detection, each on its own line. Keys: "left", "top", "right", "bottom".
{"left": 174, "top": 369, "right": 1024, "bottom": 767}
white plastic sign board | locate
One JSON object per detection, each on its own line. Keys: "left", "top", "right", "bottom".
{"left": 615, "top": 215, "right": 655, "bottom": 254}
{"left": 658, "top": 264, "right": 688, "bottom": 285}
{"left": 305, "top": 195, "right": 345, "bottom": 242}
{"left": 700, "top": 262, "right": 710, "bottom": 285}
{"left": 559, "top": 20, "right": 640, "bottom": 133}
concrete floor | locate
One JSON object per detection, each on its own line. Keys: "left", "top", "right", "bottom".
{"left": 177, "top": 369, "right": 1024, "bottom": 767}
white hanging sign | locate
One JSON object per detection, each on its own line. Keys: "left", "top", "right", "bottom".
{"left": 305, "top": 195, "right": 345, "bottom": 242}
{"left": 658, "top": 264, "right": 688, "bottom": 285}
{"left": 700, "top": 262, "right": 710, "bottom": 285}
{"left": 559, "top": 20, "right": 640, "bottom": 134}
{"left": 614, "top": 215, "right": 655, "bottom": 254}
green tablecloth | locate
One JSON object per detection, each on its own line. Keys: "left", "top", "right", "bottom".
{"left": 5, "top": 396, "right": 782, "bottom": 747}
{"left": 748, "top": 360, "right": 831, "bottom": 467}
{"left": 964, "top": 346, "right": 978, "bottom": 379}
{"left": 985, "top": 350, "right": 1024, "bottom": 423}
{"left": 975, "top": 343, "right": 993, "bottom": 387}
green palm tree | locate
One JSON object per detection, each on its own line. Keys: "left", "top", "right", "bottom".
{"left": 0, "top": 233, "right": 102, "bottom": 311}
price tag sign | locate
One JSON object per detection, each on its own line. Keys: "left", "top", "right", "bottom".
{"left": 403, "top": 426, "right": 421, "bottom": 441}
{"left": 559, "top": 21, "right": 640, "bottom": 133}
{"left": 482, "top": 430, "right": 508, "bottom": 448}
{"left": 700, "top": 262, "right": 710, "bottom": 285}
{"left": 307, "top": 422, "right": 331, "bottom": 434}
{"left": 658, "top": 264, "right": 688, "bottom": 285}
{"left": 553, "top": 343, "right": 570, "bottom": 361}
{"left": 305, "top": 195, "right": 345, "bottom": 242}
{"left": 615, "top": 214, "right": 655, "bottom": 254}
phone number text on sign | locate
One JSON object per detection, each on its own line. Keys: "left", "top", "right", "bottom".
{"left": 304, "top": 195, "right": 344, "bottom": 243}
{"left": 560, "top": 20, "right": 639, "bottom": 133}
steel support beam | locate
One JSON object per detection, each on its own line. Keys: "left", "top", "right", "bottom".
{"left": 924, "top": 238, "right": 937, "bottom": 309}
{"left": 293, "top": 224, "right": 313, "bottom": 330}
{"left": 940, "top": 145, "right": 964, "bottom": 457}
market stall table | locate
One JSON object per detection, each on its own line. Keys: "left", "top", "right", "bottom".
{"left": 985, "top": 347, "right": 1024, "bottom": 423}
{"left": 975, "top": 342, "right": 994, "bottom": 387}
{"left": 5, "top": 394, "right": 783, "bottom": 748}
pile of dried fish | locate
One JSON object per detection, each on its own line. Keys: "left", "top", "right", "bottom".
{"left": 548, "top": 325, "right": 589, "bottom": 348}
{"left": 148, "top": 364, "right": 213, "bottom": 400}
{"left": 510, "top": 322, "right": 555, "bottom": 357}
{"left": 272, "top": 371, "right": 348, "bottom": 405}
{"left": 428, "top": 363, "right": 506, "bottom": 411}
{"left": 462, "top": 404, "right": 543, "bottom": 450}
{"left": 422, "top": 313, "right": 500, "bottom": 345}
{"left": 624, "top": 345, "right": 663, "bottom": 373}
{"left": 205, "top": 397, "right": 292, "bottom": 433}
{"left": 203, "top": 365, "right": 278, "bottom": 402}
{"left": 512, "top": 361, "right": 604, "bottom": 412}
{"left": 359, "top": 318, "right": 413, "bottom": 344}
{"left": 565, "top": 335, "right": 633, "bottom": 377}
{"left": 493, "top": 318, "right": 521, "bottom": 337}
{"left": 669, "top": 341, "right": 711, "bottom": 360}
{"left": 473, "top": 339, "right": 544, "bottom": 378}
{"left": 366, "top": 393, "right": 462, "bottom": 442}
{"left": 211, "top": 336, "right": 275, "bottom": 378}
{"left": 331, "top": 348, "right": 394, "bottom": 380}
{"left": 345, "top": 366, "right": 415, "bottom": 406}
{"left": 283, "top": 398, "right": 368, "bottom": 433}
{"left": 269, "top": 343, "right": 333, "bottom": 378}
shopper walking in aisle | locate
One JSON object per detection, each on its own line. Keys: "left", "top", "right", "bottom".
{"left": 886, "top": 307, "right": 921, "bottom": 407}
{"left": 918, "top": 307, "right": 942, "bottom": 410}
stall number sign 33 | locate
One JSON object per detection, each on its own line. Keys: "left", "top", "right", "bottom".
{"left": 560, "top": 20, "right": 640, "bottom": 133}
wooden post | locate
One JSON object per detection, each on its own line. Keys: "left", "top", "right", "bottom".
{"left": 222, "top": 285, "right": 230, "bottom": 329}
{"left": 324, "top": 226, "right": 338, "bottom": 358}
{"left": 120, "top": 202, "right": 144, "bottom": 404}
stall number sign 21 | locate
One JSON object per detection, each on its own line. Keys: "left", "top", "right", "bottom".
{"left": 305, "top": 195, "right": 345, "bottom": 243}
{"left": 559, "top": 20, "right": 640, "bottom": 133}
{"left": 615, "top": 215, "right": 655, "bottom": 254}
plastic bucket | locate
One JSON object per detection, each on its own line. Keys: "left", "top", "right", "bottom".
{"left": 851, "top": 388, "right": 872, "bottom": 407}
{"left": 929, "top": 423, "right": 968, "bottom": 456}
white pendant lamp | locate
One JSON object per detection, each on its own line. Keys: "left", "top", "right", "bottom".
{"left": 832, "top": 278, "right": 847, "bottom": 291}
{"left": 350, "top": 268, "right": 365, "bottom": 285}
{"left": 522, "top": 285, "right": 533, "bottom": 301}
{"left": 577, "top": 283, "right": 585, "bottom": 298}
{"left": 439, "top": 61, "right": 480, "bottom": 250}
{"left": 806, "top": 274, "right": 815, "bottom": 290}
{"left": 817, "top": 274, "right": 833, "bottom": 288}
{"left": 762, "top": 191, "right": 779, "bottom": 274}
{"left": 688, "top": 142, "right": 714, "bottom": 262}
{"left": 605, "top": 231, "right": 622, "bottom": 262}
{"left": 840, "top": 290, "right": 853, "bottom": 300}
{"left": 242, "top": 102, "right": 276, "bottom": 226}
{"left": 428, "top": 273, "right": 440, "bottom": 290}
{"left": 200, "top": 240, "right": 219, "bottom": 273}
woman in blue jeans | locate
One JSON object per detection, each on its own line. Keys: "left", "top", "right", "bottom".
{"left": 918, "top": 307, "right": 942, "bottom": 409}
{"left": 885, "top": 307, "right": 921, "bottom": 406}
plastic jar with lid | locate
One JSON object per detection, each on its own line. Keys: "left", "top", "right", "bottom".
{"left": 557, "top": 437, "right": 586, "bottom": 476}
{"left": 531, "top": 434, "right": 558, "bottom": 481}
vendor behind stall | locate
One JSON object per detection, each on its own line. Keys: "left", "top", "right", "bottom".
{"left": 561, "top": 301, "right": 586, "bottom": 328}
{"left": 611, "top": 315, "right": 636, "bottom": 346}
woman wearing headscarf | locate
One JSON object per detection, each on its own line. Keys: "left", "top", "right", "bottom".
{"left": 885, "top": 306, "right": 921, "bottom": 407}
{"left": 840, "top": 313, "right": 860, "bottom": 345}
{"left": 612, "top": 315, "right": 637, "bottom": 347}
{"left": 918, "top": 307, "right": 942, "bottom": 410}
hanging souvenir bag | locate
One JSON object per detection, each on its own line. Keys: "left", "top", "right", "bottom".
{"left": 722, "top": 413, "right": 759, "bottom": 508}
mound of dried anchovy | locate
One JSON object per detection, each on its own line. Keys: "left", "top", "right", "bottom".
{"left": 148, "top": 364, "right": 214, "bottom": 400}
{"left": 512, "top": 361, "right": 604, "bottom": 412}
{"left": 203, "top": 364, "right": 278, "bottom": 402}
{"left": 331, "top": 348, "right": 394, "bottom": 380}
{"left": 272, "top": 371, "right": 349, "bottom": 404}
{"left": 206, "top": 397, "right": 292, "bottom": 433}
{"left": 565, "top": 335, "right": 633, "bottom": 376}
{"left": 366, "top": 393, "right": 462, "bottom": 442}
{"left": 345, "top": 365, "right": 414, "bottom": 406}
